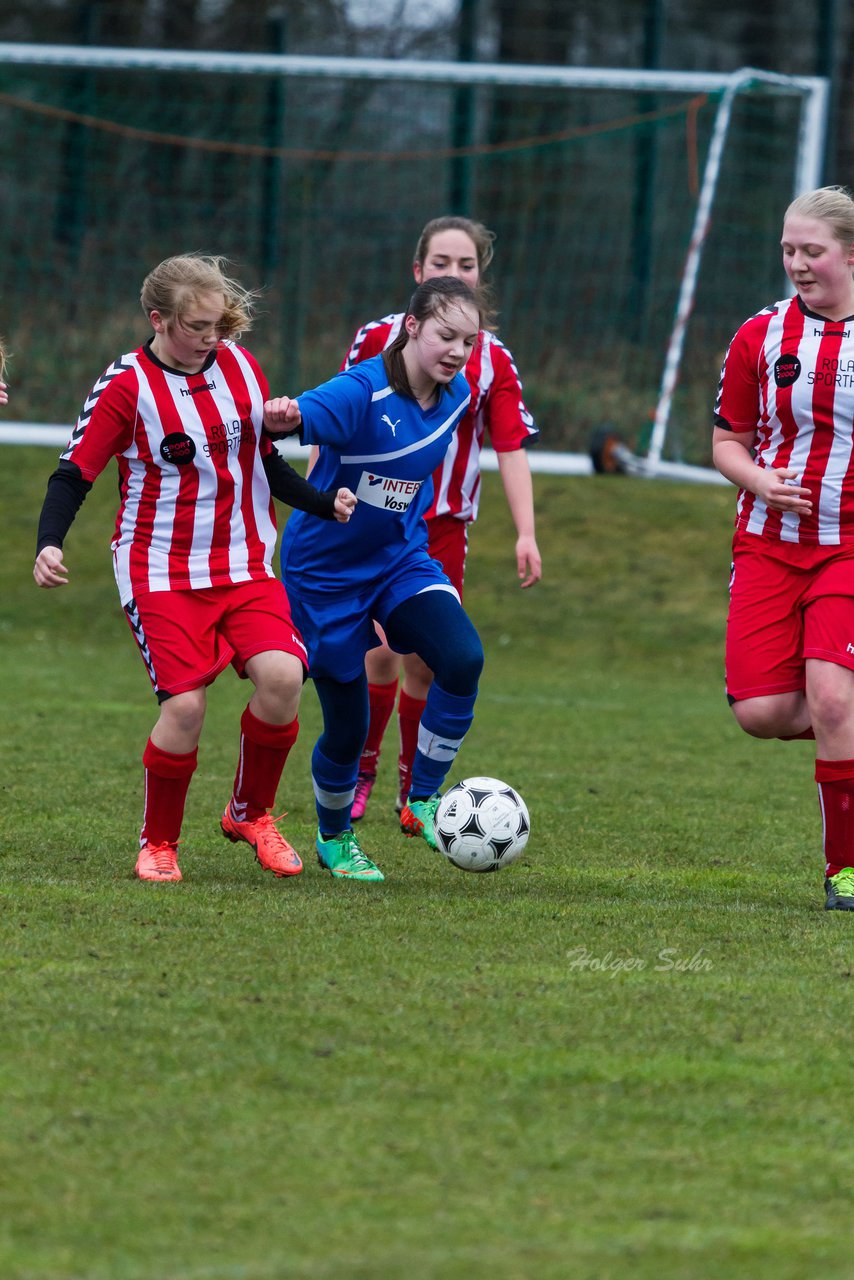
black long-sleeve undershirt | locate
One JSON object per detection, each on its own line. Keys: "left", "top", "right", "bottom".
{"left": 263, "top": 446, "right": 337, "bottom": 519}
{"left": 35, "top": 449, "right": 338, "bottom": 555}
{"left": 36, "top": 460, "right": 92, "bottom": 553}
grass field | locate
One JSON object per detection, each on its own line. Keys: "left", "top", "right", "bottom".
{"left": 1, "top": 448, "right": 850, "bottom": 1280}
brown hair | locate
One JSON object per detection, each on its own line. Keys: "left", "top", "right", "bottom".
{"left": 784, "top": 186, "right": 854, "bottom": 248}
{"left": 383, "top": 276, "right": 483, "bottom": 398}
{"left": 414, "top": 216, "right": 496, "bottom": 277}
{"left": 140, "top": 254, "right": 257, "bottom": 340}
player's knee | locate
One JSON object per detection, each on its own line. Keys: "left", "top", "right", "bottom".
{"left": 807, "top": 685, "right": 852, "bottom": 739}
{"left": 257, "top": 655, "right": 303, "bottom": 712}
{"left": 160, "top": 688, "right": 206, "bottom": 738}
{"left": 438, "top": 632, "right": 483, "bottom": 694}
{"left": 730, "top": 697, "right": 795, "bottom": 739}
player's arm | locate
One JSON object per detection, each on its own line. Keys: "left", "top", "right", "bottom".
{"left": 483, "top": 340, "right": 541, "bottom": 587}
{"left": 712, "top": 426, "right": 812, "bottom": 514}
{"left": 263, "top": 447, "right": 356, "bottom": 523}
{"left": 34, "top": 366, "right": 135, "bottom": 588}
{"left": 33, "top": 460, "right": 93, "bottom": 588}
{"left": 712, "top": 319, "right": 811, "bottom": 515}
{"left": 495, "top": 448, "right": 542, "bottom": 588}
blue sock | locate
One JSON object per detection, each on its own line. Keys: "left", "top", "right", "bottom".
{"left": 312, "top": 744, "right": 358, "bottom": 835}
{"left": 410, "top": 683, "right": 477, "bottom": 798}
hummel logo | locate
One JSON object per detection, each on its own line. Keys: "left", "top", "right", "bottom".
{"left": 847, "top": 643, "right": 854, "bottom": 656}
{"left": 381, "top": 414, "right": 401, "bottom": 436}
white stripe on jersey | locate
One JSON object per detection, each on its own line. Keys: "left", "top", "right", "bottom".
{"left": 138, "top": 369, "right": 190, "bottom": 591}
{"left": 741, "top": 305, "right": 786, "bottom": 540}
{"left": 226, "top": 344, "right": 277, "bottom": 580}
{"left": 341, "top": 394, "right": 471, "bottom": 465}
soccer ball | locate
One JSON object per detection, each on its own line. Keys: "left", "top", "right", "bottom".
{"left": 434, "top": 777, "right": 530, "bottom": 873}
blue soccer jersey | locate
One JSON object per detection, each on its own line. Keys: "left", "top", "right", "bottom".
{"left": 279, "top": 356, "right": 471, "bottom": 594}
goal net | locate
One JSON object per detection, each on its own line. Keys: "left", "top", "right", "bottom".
{"left": 0, "top": 44, "right": 826, "bottom": 472}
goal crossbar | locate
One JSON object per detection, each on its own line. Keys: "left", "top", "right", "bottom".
{"left": 0, "top": 42, "right": 827, "bottom": 98}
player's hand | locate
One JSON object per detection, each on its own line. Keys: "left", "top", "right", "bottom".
{"left": 34, "top": 546, "right": 69, "bottom": 589}
{"left": 333, "top": 488, "right": 357, "bottom": 523}
{"left": 263, "top": 396, "right": 301, "bottom": 434}
{"left": 757, "top": 467, "right": 812, "bottom": 515}
{"left": 516, "top": 534, "right": 542, "bottom": 589}
{"left": 0, "top": 381, "right": 8, "bottom": 406}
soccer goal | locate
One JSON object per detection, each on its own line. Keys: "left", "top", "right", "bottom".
{"left": 0, "top": 43, "right": 827, "bottom": 478}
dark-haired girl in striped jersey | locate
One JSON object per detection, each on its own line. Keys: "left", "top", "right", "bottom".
{"left": 714, "top": 185, "right": 854, "bottom": 911}
{"left": 34, "top": 254, "right": 355, "bottom": 884}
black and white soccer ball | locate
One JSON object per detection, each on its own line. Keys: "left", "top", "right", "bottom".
{"left": 434, "top": 777, "right": 530, "bottom": 873}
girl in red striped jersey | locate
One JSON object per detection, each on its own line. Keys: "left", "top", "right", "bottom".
{"left": 33, "top": 254, "right": 355, "bottom": 884}
{"left": 713, "top": 185, "right": 854, "bottom": 911}
{"left": 341, "top": 216, "right": 542, "bottom": 822}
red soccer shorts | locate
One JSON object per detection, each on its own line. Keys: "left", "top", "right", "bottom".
{"left": 726, "top": 530, "right": 854, "bottom": 702}
{"left": 427, "top": 513, "right": 469, "bottom": 597}
{"left": 124, "top": 577, "right": 307, "bottom": 700}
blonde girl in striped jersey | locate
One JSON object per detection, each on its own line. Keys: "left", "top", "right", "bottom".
{"left": 714, "top": 186, "right": 854, "bottom": 912}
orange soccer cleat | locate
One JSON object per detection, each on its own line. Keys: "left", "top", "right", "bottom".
{"left": 135, "top": 841, "right": 182, "bottom": 883}
{"left": 221, "top": 808, "right": 303, "bottom": 877}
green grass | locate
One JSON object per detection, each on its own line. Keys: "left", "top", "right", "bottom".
{"left": 1, "top": 449, "right": 847, "bottom": 1280}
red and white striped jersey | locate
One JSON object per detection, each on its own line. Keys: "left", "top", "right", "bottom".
{"left": 342, "top": 313, "right": 538, "bottom": 523}
{"left": 715, "top": 295, "right": 854, "bottom": 545}
{"left": 61, "top": 340, "right": 278, "bottom": 604}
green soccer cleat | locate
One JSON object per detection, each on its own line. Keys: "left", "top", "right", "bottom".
{"left": 825, "top": 867, "right": 854, "bottom": 911}
{"left": 316, "top": 828, "right": 384, "bottom": 881}
{"left": 399, "top": 793, "right": 441, "bottom": 851}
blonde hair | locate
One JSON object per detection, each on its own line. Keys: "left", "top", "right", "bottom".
{"left": 785, "top": 186, "right": 854, "bottom": 247}
{"left": 414, "top": 216, "right": 496, "bottom": 277}
{"left": 140, "top": 254, "right": 257, "bottom": 339}
{"left": 0, "top": 338, "right": 6, "bottom": 381}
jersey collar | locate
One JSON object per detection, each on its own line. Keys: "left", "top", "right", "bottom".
{"left": 141, "top": 337, "right": 219, "bottom": 376}
{"left": 795, "top": 294, "right": 854, "bottom": 324}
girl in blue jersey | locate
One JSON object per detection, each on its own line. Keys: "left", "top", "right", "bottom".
{"left": 265, "top": 277, "right": 485, "bottom": 880}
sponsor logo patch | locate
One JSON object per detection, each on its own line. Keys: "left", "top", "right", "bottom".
{"left": 160, "top": 432, "right": 197, "bottom": 465}
{"left": 355, "top": 470, "right": 422, "bottom": 512}
{"left": 774, "top": 355, "right": 801, "bottom": 388}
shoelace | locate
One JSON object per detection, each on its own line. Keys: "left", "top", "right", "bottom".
{"left": 257, "top": 812, "right": 292, "bottom": 851}
{"left": 148, "top": 842, "right": 178, "bottom": 873}
{"left": 409, "top": 797, "right": 439, "bottom": 826}
{"left": 341, "top": 833, "right": 375, "bottom": 869}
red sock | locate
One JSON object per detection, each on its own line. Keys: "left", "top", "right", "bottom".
{"left": 141, "top": 738, "right": 198, "bottom": 847}
{"left": 816, "top": 758, "right": 854, "bottom": 877}
{"left": 230, "top": 705, "right": 299, "bottom": 822}
{"left": 359, "top": 679, "right": 398, "bottom": 775}
{"left": 397, "top": 688, "right": 427, "bottom": 801}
